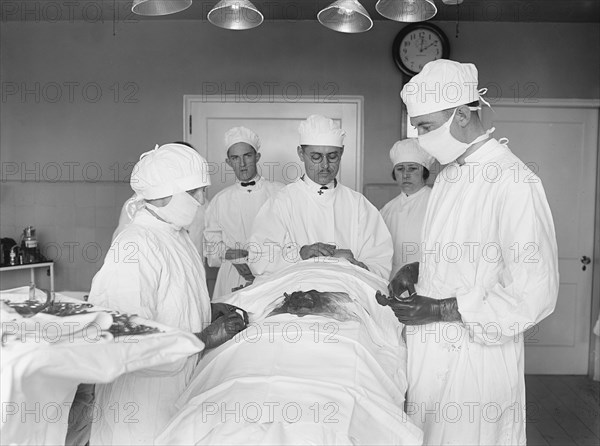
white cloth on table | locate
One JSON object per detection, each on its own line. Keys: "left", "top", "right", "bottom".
{"left": 89, "top": 210, "right": 211, "bottom": 445}
{"left": 380, "top": 185, "right": 431, "bottom": 278}
{"left": 156, "top": 261, "right": 423, "bottom": 445}
{"left": 248, "top": 176, "right": 393, "bottom": 280}
{"left": 204, "top": 176, "right": 284, "bottom": 297}
{"left": 112, "top": 193, "right": 208, "bottom": 258}
{"left": 0, "top": 289, "right": 203, "bottom": 446}
{"left": 408, "top": 139, "right": 559, "bottom": 445}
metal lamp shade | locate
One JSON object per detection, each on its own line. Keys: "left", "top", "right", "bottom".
{"left": 375, "top": 0, "right": 437, "bottom": 22}
{"left": 208, "top": 0, "right": 264, "bottom": 30}
{"left": 318, "top": 0, "right": 373, "bottom": 33}
{"left": 131, "top": 0, "right": 192, "bottom": 16}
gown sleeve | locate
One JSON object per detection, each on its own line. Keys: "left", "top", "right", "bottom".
{"left": 89, "top": 229, "right": 161, "bottom": 321}
{"left": 247, "top": 197, "right": 298, "bottom": 276}
{"left": 203, "top": 198, "right": 228, "bottom": 268}
{"left": 355, "top": 198, "right": 394, "bottom": 280}
{"left": 455, "top": 174, "right": 559, "bottom": 345}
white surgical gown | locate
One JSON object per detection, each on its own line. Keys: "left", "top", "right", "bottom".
{"left": 112, "top": 194, "right": 207, "bottom": 257}
{"left": 204, "top": 177, "right": 284, "bottom": 298}
{"left": 89, "top": 210, "right": 211, "bottom": 445}
{"left": 248, "top": 176, "right": 393, "bottom": 280}
{"left": 408, "top": 139, "right": 559, "bottom": 445}
{"left": 380, "top": 185, "right": 431, "bottom": 278}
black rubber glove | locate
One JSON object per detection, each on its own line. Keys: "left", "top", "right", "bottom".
{"left": 388, "top": 262, "right": 419, "bottom": 298}
{"left": 299, "top": 243, "right": 336, "bottom": 260}
{"left": 197, "top": 311, "right": 247, "bottom": 349}
{"left": 211, "top": 303, "right": 249, "bottom": 325}
{"left": 375, "top": 290, "right": 461, "bottom": 325}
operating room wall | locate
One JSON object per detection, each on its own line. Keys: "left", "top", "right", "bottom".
{"left": 1, "top": 19, "right": 599, "bottom": 291}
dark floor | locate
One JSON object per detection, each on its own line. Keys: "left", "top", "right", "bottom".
{"left": 526, "top": 375, "right": 600, "bottom": 446}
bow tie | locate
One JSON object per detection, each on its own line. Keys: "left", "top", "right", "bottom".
{"left": 241, "top": 181, "right": 256, "bottom": 187}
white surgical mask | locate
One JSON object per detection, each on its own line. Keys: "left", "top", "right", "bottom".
{"left": 418, "top": 107, "right": 493, "bottom": 165}
{"left": 146, "top": 191, "right": 200, "bottom": 230}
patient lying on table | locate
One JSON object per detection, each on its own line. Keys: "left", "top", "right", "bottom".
{"left": 156, "top": 261, "right": 423, "bottom": 445}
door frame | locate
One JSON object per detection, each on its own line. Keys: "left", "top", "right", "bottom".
{"left": 489, "top": 98, "right": 600, "bottom": 376}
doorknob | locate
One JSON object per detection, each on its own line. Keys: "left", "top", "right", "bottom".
{"left": 581, "top": 255, "right": 591, "bottom": 271}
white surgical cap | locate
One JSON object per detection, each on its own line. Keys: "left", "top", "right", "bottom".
{"left": 298, "top": 114, "right": 346, "bottom": 148}
{"left": 389, "top": 138, "right": 435, "bottom": 170}
{"left": 224, "top": 126, "right": 261, "bottom": 151}
{"left": 401, "top": 59, "right": 480, "bottom": 118}
{"left": 130, "top": 143, "right": 211, "bottom": 200}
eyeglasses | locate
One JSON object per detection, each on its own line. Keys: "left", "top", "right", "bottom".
{"left": 305, "top": 151, "right": 342, "bottom": 164}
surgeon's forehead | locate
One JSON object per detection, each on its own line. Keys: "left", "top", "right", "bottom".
{"left": 410, "top": 109, "right": 451, "bottom": 127}
{"left": 302, "top": 145, "right": 342, "bottom": 154}
{"left": 227, "top": 142, "right": 256, "bottom": 157}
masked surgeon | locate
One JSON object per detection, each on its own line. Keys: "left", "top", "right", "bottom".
{"left": 112, "top": 141, "right": 207, "bottom": 258}
{"left": 380, "top": 60, "right": 559, "bottom": 445}
{"left": 88, "top": 143, "right": 247, "bottom": 445}
{"left": 204, "top": 127, "right": 284, "bottom": 297}
{"left": 380, "top": 139, "right": 435, "bottom": 278}
{"left": 249, "top": 115, "right": 392, "bottom": 279}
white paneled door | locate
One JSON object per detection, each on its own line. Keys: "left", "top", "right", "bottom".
{"left": 184, "top": 96, "right": 363, "bottom": 200}
{"left": 482, "top": 100, "right": 598, "bottom": 374}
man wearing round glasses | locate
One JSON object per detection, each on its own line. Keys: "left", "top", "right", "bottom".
{"left": 249, "top": 115, "right": 392, "bottom": 279}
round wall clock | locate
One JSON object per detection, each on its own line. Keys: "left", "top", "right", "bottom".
{"left": 392, "top": 23, "right": 450, "bottom": 77}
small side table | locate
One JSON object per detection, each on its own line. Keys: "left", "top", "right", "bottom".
{"left": 0, "top": 262, "right": 55, "bottom": 298}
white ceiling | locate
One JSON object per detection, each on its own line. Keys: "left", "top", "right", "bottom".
{"left": 1, "top": 0, "right": 599, "bottom": 23}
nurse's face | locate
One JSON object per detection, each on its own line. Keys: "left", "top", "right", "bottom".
{"left": 394, "top": 163, "right": 425, "bottom": 196}
{"left": 298, "top": 145, "right": 343, "bottom": 186}
{"left": 226, "top": 143, "right": 261, "bottom": 182}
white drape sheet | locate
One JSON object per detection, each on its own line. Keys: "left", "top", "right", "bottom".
{"left": 0, "top": 288, "right": 204, "bottom": 446}
{"left": 157, "top": 260, "right": 424, "bottom": 445}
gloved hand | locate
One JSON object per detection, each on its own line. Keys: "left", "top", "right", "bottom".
{"left": 375, "top": 291, "right": 461, "bottom": 325}
{"left": 198, "top": 311, "right": 247, "bottom": 349}
{"left": 300, "top": 243, "right": 336, "bottom": 260}
{"left": 388, "top": 262, "right": 419, "bottom": 298}
{"left": 232, "top": 263, "right": 255, "bottom": 282}
{"left": 211, "top": 302, "right": 249, "bottom": 325}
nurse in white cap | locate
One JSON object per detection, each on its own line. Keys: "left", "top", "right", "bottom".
{"left": 249, "top": 115, "right": 392, "bottom": 279}
{"left": 380, "top": 59, "right": 559, "bottom": 445}
{"left": 204, "top": 126, "right": 284, "bottom": 297}
{"left": 380, "top": 138, "right": 434, "bottom": 278}
{"left": 88, "top": 143, "right": 247, "bottom": 445}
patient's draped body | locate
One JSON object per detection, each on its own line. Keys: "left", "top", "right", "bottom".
{"left": 156, "top": 262, "right": 423, "bottom": 445}
{"left": 248, "top": 178, "right": 393, "bottom": 280}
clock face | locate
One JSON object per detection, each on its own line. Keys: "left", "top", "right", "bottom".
{"left": 392, "top": 24, "right": 450, "bottom": 77}
{"left": 400, "top": 29, "right": 443, "bottom": 74}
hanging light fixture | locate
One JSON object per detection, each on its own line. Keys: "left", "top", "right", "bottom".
{"left": 208, "top": 0, "right": 264, "bottom": 30}
{"left": 375, "top": 0, "right": 437, "bottom": 22}
{"left": 131, "top": 0, "right": 192, "bottom": 16}
{"left": 318, "top": 0, "right": 373, "bottom": 33}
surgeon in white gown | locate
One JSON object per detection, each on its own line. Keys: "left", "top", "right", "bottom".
{"left": 248, "top": 115, "right": 393, "bottom": 280}
{"left": 88, "top": 143, "right": 247, "bottom": 445}
{"left": 379, "top": 60, "right": 559, "bottom": 445}
{"left": 204, "top": 127, "right": 284, "bottom": 297}
{"left": 380, "top": 139, "right": 435, "bottom": 278}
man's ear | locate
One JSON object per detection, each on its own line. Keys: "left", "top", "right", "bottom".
{"left": 297, "top": 146, "right": 304, "bottom": 161}
{"left": 225, "top": 157, "right": 232, "bottom": 168}
{"left": 455, "top": 105, "right": 472, "bottom": 127}
{"left": 255, "top": 152, "right": 262, "bottom": 163}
